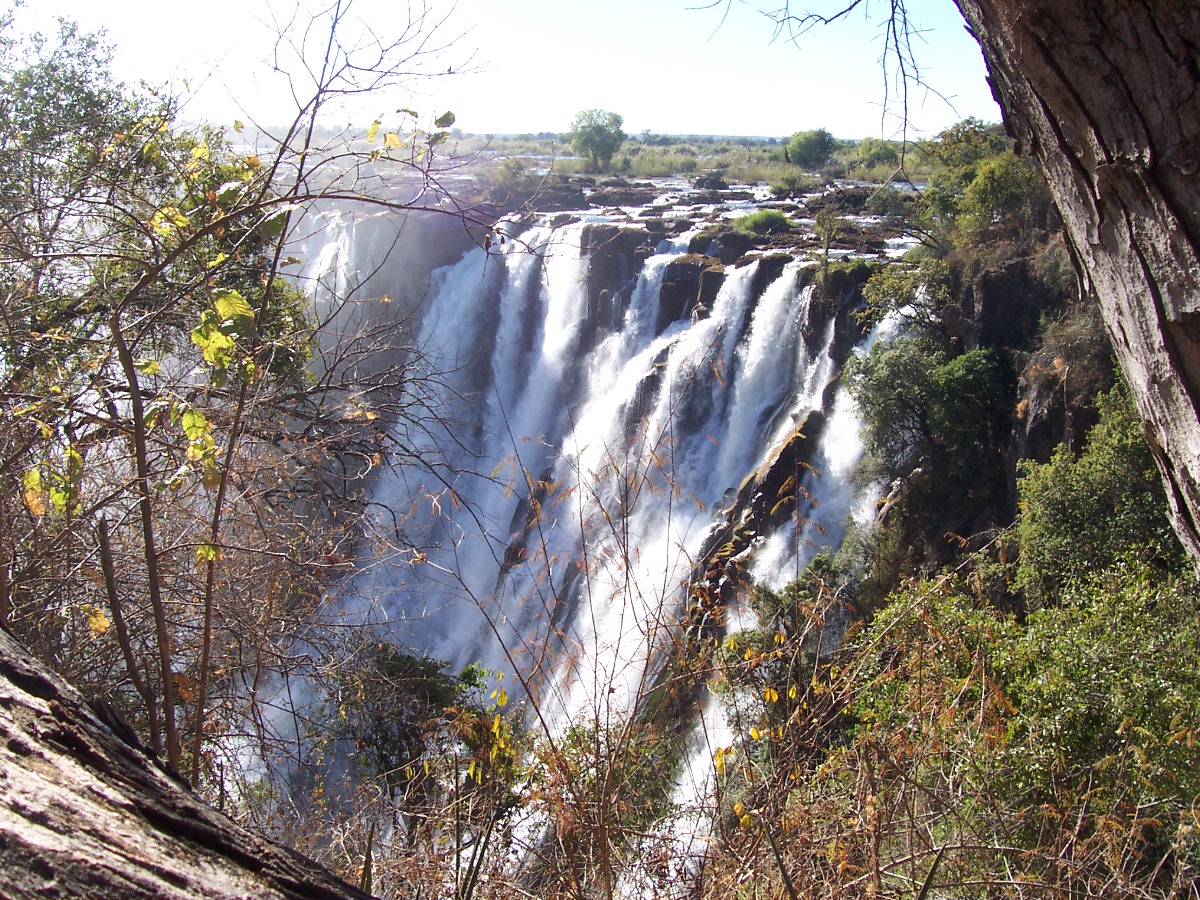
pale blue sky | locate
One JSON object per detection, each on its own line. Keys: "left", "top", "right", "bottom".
{"left": 23, "top": 0, "right": 1000, "bottom": 139}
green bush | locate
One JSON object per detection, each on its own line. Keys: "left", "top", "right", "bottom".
{"left": 769, "top": 171, "right": 812, "bottom": 198}
{"left": 735, "top": 208, "right": 791, "bottom": 235}
{"left": 856, "top": 137, "right": 899, "bottom": 169}
{"left": 849, "top": 564, "right": 1200, "bottom": 895}
{"left": 846, "top": 340, "right": 1011, "bottom": 490}
{"left": 786, "top": 128, "right": 836, "bottom": 170}
{"left": 1016, "top": 384, "right": 1185, "bottom": 604}
{"left": 958, "top": 150, "right": 1050, "bottom": 238}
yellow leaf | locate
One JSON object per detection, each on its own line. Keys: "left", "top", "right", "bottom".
{"left": 83, "top": 605, "right": 110, "bottom": 636}
{"left": 739, "top": 813, "right": 753, "bottom": 830}
{"left": 750, "top": 727, "right": 761, "bottom": 741}
{"left": 714, "top": 746, "right": 728, "bottom": 775}
{"left": 244, "top": 154, "right": 261, "bottom": 168}
{"left": 789, "top": 684, "right": 798, "bottom": 700}
{"left": 383, "top": 132, "right": 403, "bottom": 148}
{"left": 233, "top": 120, "right": 244, "bottom": 133}
{"left": 367, "top": 119, "right": 381, "bottom": 143}
{"left": 22, "top": 488, "right": 46, "bottom": 516}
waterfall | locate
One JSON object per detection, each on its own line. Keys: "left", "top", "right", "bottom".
{"left": 336, "top": 212, "right": 870, "bottom": 741}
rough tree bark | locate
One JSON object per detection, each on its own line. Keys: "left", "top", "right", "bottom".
{"left": 953, "top": 0, "right": 1200, "bottom": 563}
{"left": 0, "top": 624, "right": 372, "bottom": 900}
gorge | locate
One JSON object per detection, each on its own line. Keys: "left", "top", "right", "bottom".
{"left": 290, "top": 180, "right": 899, "bottom": 873}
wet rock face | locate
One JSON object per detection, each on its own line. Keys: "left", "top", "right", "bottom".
{"left": 657, "top": 254, "right": 726, "bottom": 334}
{"left": 693, "top": 173, "right": 729, "bottom": 191}
{"left": 960, "top": 256, "right": 1056, "bottom": 351}
{"left": 685, "top": 411, "right": 828, "bottom": 638}
{"left": 579, "top": 224, "right": 648, "bottom": 345}
{"left": 803, "top": 186, "right": 875, "bottom": 215}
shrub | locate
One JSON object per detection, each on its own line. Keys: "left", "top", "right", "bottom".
{"left": 786, "top": 128, "right": 836, "bottom": 170}
{"left": 770, "top": 171, "right": 813, "bottom": 198}
{"left": 842, "top": 564, "right": 1200, "bottom": 897}
{"left": 1016, "top": 384, "right": 1185, "bottom": 604}
{"left": 856, "top": 136, "right": 899, "bottom": 169}
{"left": 735, "top": 208, "right": 791, "bottom": 235}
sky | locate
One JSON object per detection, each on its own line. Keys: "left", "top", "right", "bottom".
{"left": 20, "top": 0, "right": 1001, "bottom": 139}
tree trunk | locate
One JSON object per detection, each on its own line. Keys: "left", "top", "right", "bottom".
{"left": 0, "top": 624, "right": 372, "bottom": 900}
{"left": 953, "top": 0, "right": 1200, "bottom": 563}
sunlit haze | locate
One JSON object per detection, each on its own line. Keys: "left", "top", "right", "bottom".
{"left": 22, "top": 0, "right": 1001, "bottom": 139}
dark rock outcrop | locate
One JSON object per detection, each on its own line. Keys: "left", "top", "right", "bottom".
{"left": 686, "top": 411, "right": 828, "bottom": 638}
{"left": 656, "top": 254, "right": 726, "bottom": 333}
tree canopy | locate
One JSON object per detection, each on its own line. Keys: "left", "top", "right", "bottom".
{"left": 567, "top": 108, "right": 625, "bottom": 171}
{"left": 786, "top": 127, "right": 836, "bottom": 169}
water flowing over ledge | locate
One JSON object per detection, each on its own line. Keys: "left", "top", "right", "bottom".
{"left": 311, "top": 200, "right": 881, "bottom": 734}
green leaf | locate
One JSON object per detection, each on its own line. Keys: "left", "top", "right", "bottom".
{"left": 427, "top": 131, "right": 449, "bottom": 147}
{"left": 201, "top": 461, "right": 221, "bottom": 491}
{"left": 216, "top": 180, "right": 243, "bottom": 205}
{"left": 259, "top": 210, "right": 289, "bottom": 241}
{"left": 196, "top": 543, "right": 219, "bottom": 563}
{"left": 181, "top": 409, "right": 210, "bottom": 441}
{"left": 134, "top": 357, "right": 161, "bottom": 375}
{"left": 366, "top": 119, "right": 381, "bottom": 143}
{"left": 233, "top": 120, "right": 244, "bottom": 133}
{"left": 434, "top": 111, "right": 455, "bottom": 128}
{"left": 397, "top": 108, "right": 418, "bottom": 118}
{"left": 214, "top": 289, "right": 255, "bottom": 323}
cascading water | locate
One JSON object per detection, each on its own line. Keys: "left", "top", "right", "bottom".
{"left": 333, "top": 207, "right": 872, "bottom": 730}
{"left": 276, "top": 177, "right": 907, "bottom": 900}
{"left": 306, "top": 189, "right": 890, "bottom": 891}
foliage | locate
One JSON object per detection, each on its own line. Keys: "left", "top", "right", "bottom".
{"left": 855, "top": 136, "right": 899, "bottom": 169}
{"left": 568, "top": 108, "right": 626, "bottom": 172}
{"left": 860, "top": 259, "right": 954, "bottom": 338}
{"left": 863, "top": 183, "right": 913, "bottom": 219}
{"left": 531, "top": 719, "right": 680, "bottom": 897}
{"left": 847, "top": 339, "right": 1012, "bottom": 492}
{"left": 839, "top": 565, "right": 1200, "bottom": 898}
{"left": 919, "top": 117, "right": 1009, "bottom": 170}
{"left": 486, "top": 156, "right": 538, "bottom": 197}
{"left": 735, "top": 207, "right": 791, "bottom": 235}
{"left": 0, "top": 8, "right": 477, "bottom": 797}
{"left": 914, "top": 121, "right": 1053, "bottom": 248}
{"left": 786, "top": 128, "right": 836, "bottom": 170}
{"left": 958, "top": 149, "right": 1051, "bottom": 239}
{"left": 769, "top": 170, "right": 813, "bottom": 198}
{"left": 1017, "top": 384, "right": 1186, "bottom": 604}
{"left": 330, "top": 643, "right": 461, "bottom": 788}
